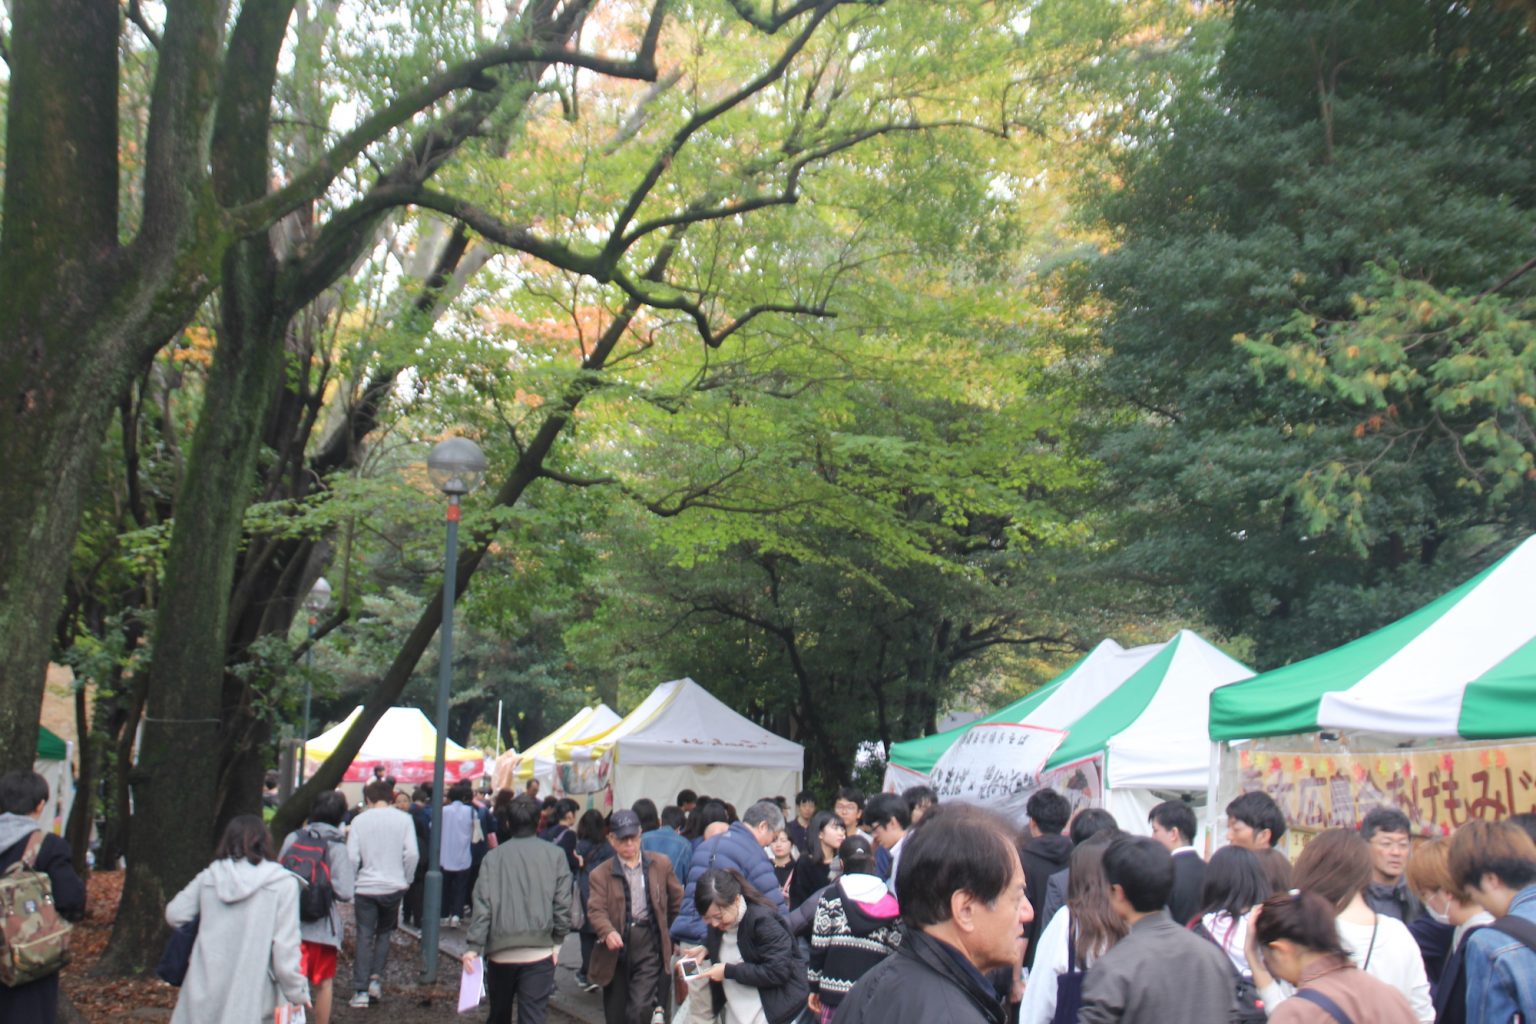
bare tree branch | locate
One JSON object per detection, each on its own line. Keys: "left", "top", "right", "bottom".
{"left": 405, "top": 188, "right": 835, "bottom": 347}
{"left": 539, "top": 468, "right": 618, "bottom": 487}
{"left": 125, "top": 0, "right": 161, "bottom": 48}
{"left": 725, "top": 0, "right": 882, "bottom": 33}
{"left": 605, "top": 67, "right": 686, "bottom": 152}
{"left": 602, "top": 1, "right": 835, "bottom": 258}
{"left": 1478, "top": 253, "right": 1536, "bottom": 301}
{"left": 232, "top": 0, "right": 669, "bottom": 234}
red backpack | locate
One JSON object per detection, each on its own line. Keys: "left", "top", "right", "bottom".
{"left": 280, "top": 828, "right": 339, "bottom": 926}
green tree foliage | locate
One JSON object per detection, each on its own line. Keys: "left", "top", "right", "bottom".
{"left": 561, "top": 307, "right": 1097, "bottom": 783}
{"left": 0, "top": 0, "right": 1169, "bottom": 972}
{"left": 1075, "top": 0, "right": 1536, "bottom": 666}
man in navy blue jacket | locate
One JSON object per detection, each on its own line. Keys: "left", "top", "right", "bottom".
{"left": 670, "top": 799, "right": 788, "bottom": 942}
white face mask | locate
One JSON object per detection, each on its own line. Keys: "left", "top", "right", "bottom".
{"left": 1426, "top": 894, "right": 1451, "bottom": 926}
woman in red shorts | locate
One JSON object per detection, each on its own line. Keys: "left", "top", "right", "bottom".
{"left": 279, "top": 789, "right": 355, "bottom": 1024}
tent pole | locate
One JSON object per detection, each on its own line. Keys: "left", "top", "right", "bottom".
{"left": 1205, "top": 741, "right": 1223, "bottom": 857}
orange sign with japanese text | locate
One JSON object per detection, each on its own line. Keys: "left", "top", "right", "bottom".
{"left": 1236, "top": 744, "right": 1536, "bottom": 838}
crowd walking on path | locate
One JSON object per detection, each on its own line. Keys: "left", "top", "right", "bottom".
{"left": 7, "top": 765, "right": 1536, "bottom": 1024}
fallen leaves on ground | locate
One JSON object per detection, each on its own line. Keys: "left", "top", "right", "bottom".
{"left": 60, "top": 871, "right": 179, "bottom": 1022}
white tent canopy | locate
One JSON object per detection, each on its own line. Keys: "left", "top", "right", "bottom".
{"left": 994, "top": 639, "right": 1168, "bottom": 738}
{"left": 564, "top": 678, "right": 803, "bottom": 811}
{"left": 493, "top": 704, "right": 622, "bottom": 793}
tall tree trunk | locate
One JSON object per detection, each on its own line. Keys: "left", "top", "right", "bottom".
{"left": 66, "top": 683, "right": 94, "bottom": 875}
{"left": 103, "top": 1, "right": 300, "bottom": 973}
{"left": 0, "top": 0, "right": 123, "bottom": 775}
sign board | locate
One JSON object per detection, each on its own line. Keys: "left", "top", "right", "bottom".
{"left": 1235, "top": 742, "right": 1536, "bottom": 838}
{"left": 929, "top": 722, "right": 1068, "bottom": 819}
{"left": 1038, "top": 754, "right": 1104, "bottom": 817}
{"left": 881, "top": 761, "right": 932, "bottom": 795}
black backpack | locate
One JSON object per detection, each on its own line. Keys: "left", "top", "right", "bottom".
{"left": 281, "top": 827, "right": 339, "bottom": 925}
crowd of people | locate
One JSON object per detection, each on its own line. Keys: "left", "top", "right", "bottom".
{"left": 5, "top": 765, "right": 1536, "bottom": 1024}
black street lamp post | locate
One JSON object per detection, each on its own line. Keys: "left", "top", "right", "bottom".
{"left": 420, "top": 436, "right": 487, "bottom": 982}
{"left": 299, "top": 576, "right": 331, "bottom": 784}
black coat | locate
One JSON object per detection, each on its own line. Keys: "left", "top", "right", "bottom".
{"left": 704, "top": 901, "right": 808, "bottom": 1024}
{"left": 789, "top": 857, "right": 832, "bottom": 911}
{"left": 1019, "top": 832, "right": 1072, "bottom": 969}
{"left": 1167, "top": 848, "right": 1206, "bottom": 927}
{"left": 835, "top": 928, "right": 1007, "bottom": 1024}
{"left": 0, "top": 830, "right": 86, "bottom": 1024}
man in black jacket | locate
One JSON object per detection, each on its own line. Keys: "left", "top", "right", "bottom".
{"left": 1148, "top": 799, "right": 1204, "bottom": 927}
{"left": 1017, "top": 788, "right": 1072, "bottom": 970}
{"left": 1035, "top": 807, "right": 1118, "bottom": 936}
{"left": 836, "top": 803, "right": 1032, "bottom": 1024}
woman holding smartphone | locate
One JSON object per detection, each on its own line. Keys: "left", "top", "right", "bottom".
{"left": 681, "top": 868, "right": 807, "bottom": 1024}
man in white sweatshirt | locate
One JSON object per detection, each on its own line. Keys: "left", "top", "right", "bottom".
{"left": 347, "top": 779, "right": 420, "bottom": 1008}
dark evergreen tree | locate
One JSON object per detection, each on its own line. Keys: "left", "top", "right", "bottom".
{"left": 1079, "top": 0, "right": 1536, "bottom": 666}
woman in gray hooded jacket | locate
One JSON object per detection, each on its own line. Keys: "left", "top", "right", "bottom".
{"left": 167, "top": 815, "right": 310, "bottom": 1023}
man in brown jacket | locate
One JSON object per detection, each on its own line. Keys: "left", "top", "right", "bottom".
{"left": 588, "top": 809, "right": 685, "bottom": 1024}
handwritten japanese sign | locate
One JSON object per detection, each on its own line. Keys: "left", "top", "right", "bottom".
{"left": 1236, "top": 743, "right": 1536, "bottom": 838}
{"left": 929, "top": 723, "right": 1068, "bottom": 818}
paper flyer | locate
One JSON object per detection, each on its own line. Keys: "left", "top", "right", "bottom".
{"left": 459, "top": 957, "right": 486, "bottom": 1013}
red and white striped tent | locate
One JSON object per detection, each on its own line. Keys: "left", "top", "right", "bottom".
{"left": 303, "top": 705, "right": 486, "bottom": 784}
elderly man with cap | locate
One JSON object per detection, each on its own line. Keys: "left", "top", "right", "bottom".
{"left": 587, "top": 809, "right": 685, "bottom": 1024}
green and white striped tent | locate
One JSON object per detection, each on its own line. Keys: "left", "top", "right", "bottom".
{"left": 34, "top": 725, "right": 73, "bottom": 835}
{"left": 1209, "top": 535, "right": 1536, "bottom": 744}
{"left": 1205, "top": 535, "right": 1536, "bottom": 843}
{"left": 915, "top": 631, "right": 1251, "bottom": 830}
{"left": 882, "top": 638, "right": 1162, "bottom": 792}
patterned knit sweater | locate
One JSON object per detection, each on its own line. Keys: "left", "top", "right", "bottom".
{"left": 809, "top": 874, "right": 903, "bottom": 1008}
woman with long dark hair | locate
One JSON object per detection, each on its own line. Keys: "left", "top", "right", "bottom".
{"left": 788, "top": 811, "right": 846, "bottom": 910}
{"left": 573, "top": 808, "right": 613, "bottom": 992}
{"left": 1194, "top": 845, "right": 1271, "bottom": 975}
{"left": 688, "top": 800, "right": 733, "bottom": 848}
{"left": 543, "top": 797, "right": 583, "bottom": 876}
{"left": 491, "top": 787, "right": 517, "bottom": 843}
{"left": 769, "top": 828, "right": 798, "bottom": 900}
{"left": 166, "top": 815, "right": 309, "bottom": 1023}
{"left": 683, "top": 868, "right": 807, "bottom": 1024}
{"left": 1247, "top": 889, "right": 1416, "bottom": 1023}
{"left": 1020, "top": 831, "right": 1127, "bottom": 1024}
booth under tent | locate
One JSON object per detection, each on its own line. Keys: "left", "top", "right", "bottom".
{"left": 559, "top": 678, "right": 803, "bottom": 813}
{"left": 1207, "top": 534, "right": 1536, "bottom": 852}
{"left": 491, "top": 703, "right": 621, "bottom": 795}
{"left": 929, "top": 631, "right": 1251, "bottom": 835}
{"left": 303, "top": 706, "right": 486, "bottom": 789}
{"left": 882, "top": 638, "right": 1162, "bottom": 792}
